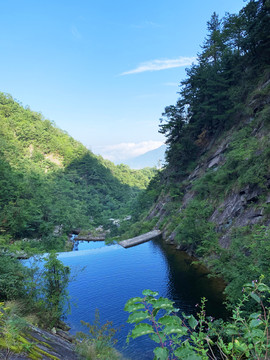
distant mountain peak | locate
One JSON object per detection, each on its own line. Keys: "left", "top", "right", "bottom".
{"left": 123, "top": 145, "right": 166, "bottom": 169}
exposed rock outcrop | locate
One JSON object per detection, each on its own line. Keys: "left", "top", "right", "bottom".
{"left": 147, "top": 102, "right": 270, "bottom": 254}
{"left": 0, "top": 325, "right": 78, "bottom": 360}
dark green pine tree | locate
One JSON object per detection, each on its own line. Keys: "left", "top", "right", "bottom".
{"left": 201, "top": 12, "right": 226, "bottom": 65}
{"left": 238, "top": 0, "right": 270, "bottom": 65}
{"left": 157, "top": 0, "right": 269, "bottom": 178}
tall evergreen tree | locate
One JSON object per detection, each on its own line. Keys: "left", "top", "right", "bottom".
{"left": 201, "top": 12, "right": 225, "bottom": 65}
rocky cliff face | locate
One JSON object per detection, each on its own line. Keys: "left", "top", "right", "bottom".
{"left": 148, "top": 79, "right": 270, "bottom": 256}
{"left": 0, "top": 324, "right": 79, "bottom": 360}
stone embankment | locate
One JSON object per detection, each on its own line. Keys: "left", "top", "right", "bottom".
{"left": 119, "top": 230, "right": 162, "bottom": 248}
{"left": 76, "top": 234, "right": 106, "bottom": 241}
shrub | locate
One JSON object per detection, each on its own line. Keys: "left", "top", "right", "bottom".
{"left": 75, "top": 309, "right": 122, "bottom": 360}
{"left": 125, "top": 277, "right": 270, "bottom": 360}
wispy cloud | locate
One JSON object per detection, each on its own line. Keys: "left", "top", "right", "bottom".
{"left": 94, "top": 140, "right": 164, "bottom": 162}
{"left": 120, "top": 56, "right": 196, "bottom": 76}
{"left": 71, "top": 25, "right": 82, "bottom": 40}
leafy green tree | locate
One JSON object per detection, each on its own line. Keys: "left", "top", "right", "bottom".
{"left": 0, "top": 254, "right": 28, "bottom": 301}
{"left": 40, "top": 252, "right": 70, "bottom": 327}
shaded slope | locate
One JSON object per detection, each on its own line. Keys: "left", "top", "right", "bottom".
{"left": 0, "top": 93, "right": 153, "bottom": 251}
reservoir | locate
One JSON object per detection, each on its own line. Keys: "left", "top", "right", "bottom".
{"left": 57, "top": 238, "right": 226, "bottom": 360}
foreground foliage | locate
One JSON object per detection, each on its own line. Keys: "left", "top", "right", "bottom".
{"left": 125, "top": 277, "right": 270, "bottom": 360}
{"left": 0, "top": 252, "right": 70, "bottom": 329}
{"left": 0, "top": 253, "right": 71, "bottom": 358}
{"left": 75, "top": 309, "right": 122, "bottom": 360}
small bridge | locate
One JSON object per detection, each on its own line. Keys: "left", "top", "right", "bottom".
{"left": 119, "top": 230, "right": 162, "bottom": 248}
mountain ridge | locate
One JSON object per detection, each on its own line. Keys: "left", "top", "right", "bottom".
{"left": 123, "top": 144, "right": 166, "bottom": 169}
{"left": 0, "top": 92, "right": 156, "bottom": 252}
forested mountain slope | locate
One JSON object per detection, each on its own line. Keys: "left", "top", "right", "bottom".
{"left": 0, "top": 93, "right": 155, "bottom": 252}
{"left": 131, "top": 0, "right": 270, "bottom": 304}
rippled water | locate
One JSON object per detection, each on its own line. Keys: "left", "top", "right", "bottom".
{"left": 56, "top": 238, "right": 226, "bottom": 359}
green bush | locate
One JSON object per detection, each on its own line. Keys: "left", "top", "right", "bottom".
{"left": 0, "top": 254, "right": 28, "bottom": 301}
{"left": 174, "top": 200, "right": 217, "bottom": 255}
{"left": 209, "top": 225, "right": 270, "bottom": 305}
{"left": 125, "top": 278, "right": 270, "bottom": 360}
{"left": 75, "top": 309, "right": 122, "bottom": 360}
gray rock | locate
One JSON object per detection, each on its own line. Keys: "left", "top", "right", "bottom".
{"left": 0, "top": 324, "right": 79, "bottom": 360}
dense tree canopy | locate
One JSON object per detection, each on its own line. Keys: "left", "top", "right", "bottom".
{"left": 159, "top": 0, "right": 270, "bottom": 178}
{"left": 135, "top": 0, "right": 270, "bottom": 305}
{"left": 0, "top": 93, "right": 156, "bottom": 252}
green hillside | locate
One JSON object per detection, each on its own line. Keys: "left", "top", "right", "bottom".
{"left": 0, "top": 93, "right": 155, "bottom": 252}
{"left": 0, "top": 1, "right": 270, "bottom": 359}
{"left": 124, "top": 0, "right": 270, "bottom": 304}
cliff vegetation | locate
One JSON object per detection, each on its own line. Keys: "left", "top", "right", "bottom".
{"left": 125, "top": 0, "right": 270, "bottom": 305}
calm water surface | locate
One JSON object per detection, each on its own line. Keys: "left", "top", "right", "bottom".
{"left": 56, "top": 238, "right": 226, "bottom": 360}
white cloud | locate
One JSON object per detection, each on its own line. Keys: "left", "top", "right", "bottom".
{"left": 71, "top": 25, "right": 82, "bottom": 40}
{"left": 94, "top": 140, "right": 164, "bottom": 162}
{"left": 120, "top": 56, "right": 196, "bottom": 76}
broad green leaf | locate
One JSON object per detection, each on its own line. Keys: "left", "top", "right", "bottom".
{"left": 131, "top": 323, "right": 154, "bottom": 339}
{"left": 148, "top": 297, "right": 157, "bottom": 303}
{"left": 257, "top": 283, "right": 269, "bottom": 292}
{"left": 224, "top": 325, "right": 238, "bottom": 336}
{"left": 153, "top": 347, "right": 169, "bottom": 360}
{"left": 124, "top": 297, "right": 143, "bottom": 308}
{"left": 158, "top": 315, "right": 178, "bottom": 325}
{"left": 142, "top": 289, "right": 159, "bottom": 297}
{"left": 174, "top": 346, "right": 203, "bottom": 359}
{"left": 152, "top": 297, "right": 174, "bottom": 311}
{"left": 127, "top": 311, "right": 150, "bottom": 324}
{"left": 249, "top": 318, "right": 263, "bottom": 328}
{"left": 248, "top": 328, "right": 265, "bottom": 340}
{"left": 234, "top": 340, "right": 248, "bottom": 352}
{"left": 164, "top": 324, "right": 187, "bottom": 336}
{"left": 249, "top": 328, "right": 265, "bottom": 338}
{"left": 243, "top": 282, "right": 254, "bottom": 289}
{"left": 188, "top": 315, "right": 198, "bottom": 329}
{"left": 249, "top": 312, "right": 262, "bottom": 319}
{"left": 150, "top": 333, "right": 165, "bottom": 344}
{"left": 124, "top": 302, "right": 145, "bottom": 313}
{"left": 250, "top": 292, "right": 260, "bottom": 303}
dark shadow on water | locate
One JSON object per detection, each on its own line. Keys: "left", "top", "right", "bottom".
{"left": 150, "top": 238, "right": 228, "bottom": 319}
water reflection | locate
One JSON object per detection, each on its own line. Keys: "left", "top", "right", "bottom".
{"left": 57, "top": 238, "right": 226, "bottom": 360}
{"left": 156, "top": 240, "right": 227, "bottom": 319}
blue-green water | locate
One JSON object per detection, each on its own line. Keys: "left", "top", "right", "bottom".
{"left": 56, "top": 238, "right": 226, "bottom": 359}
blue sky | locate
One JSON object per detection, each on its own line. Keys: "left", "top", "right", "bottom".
{"left": 1, "top": 0, "right": 245, "bottom": 162}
